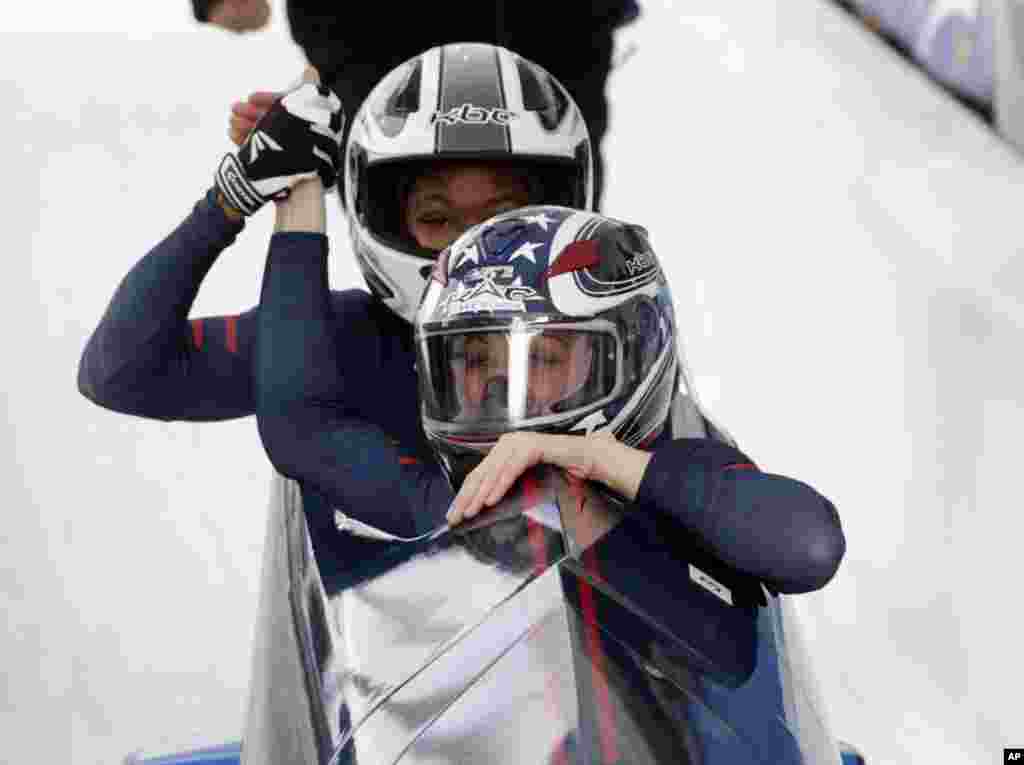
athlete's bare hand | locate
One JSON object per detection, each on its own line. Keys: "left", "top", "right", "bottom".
{"left": 446, "top": 430, "right": 647, "bottom": 526}
{"left": 447, "top": 433, "right": 600, "bottom": 526}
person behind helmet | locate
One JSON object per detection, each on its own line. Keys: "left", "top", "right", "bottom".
{"left": 76, "top": 48, "right": 593, "bottom": 574}
{"left": 233, "top": 43, "right": 595, "bottom": 322}
{"left": 348, "top": 42, "right": 594, "bottom": 324}
{"left": 78, "top": 46, "right": 585, "bottom": 425}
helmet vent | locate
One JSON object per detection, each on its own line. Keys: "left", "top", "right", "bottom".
{"left": 387, "top": 58, "right": 422, "bottom": 115}
{"left": 515, "top": 59, "right": 569, "bottom": 130}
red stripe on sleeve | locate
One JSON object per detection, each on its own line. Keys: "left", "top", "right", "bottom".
{"left": 224, "top": 315, "right": 238, "bottom": 355}
{"left": 398, "top": 456, "right": 420, "bottom": 465}
{"left": 724, "top": 462, "right": 757, "bottom": 471}
{"left": 190, "top": 319, "right": 204, "bottom": 350}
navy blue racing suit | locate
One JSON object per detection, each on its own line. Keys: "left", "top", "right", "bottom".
{"left": 78, "top": 189, "right": 256, "bottom": 421}
{"left": 76, "top": 188, "right": 452, "bottom": 569}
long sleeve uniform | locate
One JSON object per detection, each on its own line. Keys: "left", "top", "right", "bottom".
{"left": 78, "top": 189, "right": 256, "bottom": 421}
{"left": 256, "top": 233, "right": 845, "bottom": 594}
{"left": 76, "top": 189, "right": 398, "bottom": 423}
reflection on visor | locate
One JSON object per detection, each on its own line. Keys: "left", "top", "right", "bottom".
{"left": 422, "top": 327, "right": 619, "bottom": 428}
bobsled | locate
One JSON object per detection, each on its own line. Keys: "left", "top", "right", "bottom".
{"left": 129, "top": 458, "right": 866, "bottom": 764}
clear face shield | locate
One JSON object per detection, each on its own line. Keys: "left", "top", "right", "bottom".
{"left": 420, "top": 322, "right": 622, "bottom": 434}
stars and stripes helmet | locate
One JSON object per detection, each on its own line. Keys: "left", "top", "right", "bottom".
{"left": 344, "top": 43, "right": 594, "bottom": 323}
{"left": 414, "top": 206, "right": 679, "bottom": 488}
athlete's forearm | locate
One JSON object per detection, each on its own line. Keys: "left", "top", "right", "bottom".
{"left": 259, "top": 408, "right": 453, "bottom": 538}
{"left": 526, "top": 433, "right": 651, "bottom": 500}
{"left": 273, "top": 177, "right": 325, "bottom": 233}
{"left": 256, "top": 230, "right": 339, "bottom": 411}
{"left": 635, "top": 439, "right": 845, "bottom": 593}
{"left": 77, "top": 188, "right": 256, "bottom": 420}
{"left": 257, "top": 184, "right": 334, "bottom": 411}
{"left": 256, "top": 228, "right": 453, "bottom": 535}
{"left": 581, "top": 435, "right": 651, "bottom": 500}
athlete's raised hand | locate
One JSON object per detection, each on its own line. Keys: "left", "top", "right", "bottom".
{"left": 215, "top": 82, "right": 343, "bottom": 217}
{"left": 228, "top": 67, "right": 321, "bottom": 146}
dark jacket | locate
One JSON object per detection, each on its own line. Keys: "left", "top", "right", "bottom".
{"left": 287, "top": 1, "right": 640, "bottom": 81}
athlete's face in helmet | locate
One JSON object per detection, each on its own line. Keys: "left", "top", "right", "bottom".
{"left": 346, "top": 43, "right": 593, "bottom": 323}
{"left": 403, "top": 163, "right": 532, "bottom": 252}
{"left": 454, "top": 330, "right": 594, "bottom": 421}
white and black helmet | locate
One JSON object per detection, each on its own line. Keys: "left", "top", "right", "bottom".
{"left": 344, "top": 43, "right": 594, "bottom": 323}
{"left": 415, "top": 206, "right": 679, "bottom": 488}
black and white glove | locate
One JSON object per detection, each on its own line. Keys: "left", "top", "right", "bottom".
{"left": 215, "top": 82, "right": 344, "bottom": 216}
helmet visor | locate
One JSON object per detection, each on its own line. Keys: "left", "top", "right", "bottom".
{"left": 420, "top": 322, "right": 621, "bottom": 432}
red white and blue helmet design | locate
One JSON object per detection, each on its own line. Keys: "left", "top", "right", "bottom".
{"left": 414, "top": 206, "right": 678, "bottom": 487}
{"left": 344, "top": 42, "right": 594, "bottom": 323}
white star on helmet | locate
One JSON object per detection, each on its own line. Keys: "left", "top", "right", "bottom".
{"left": 508, "top": 241, "right": 544, "bottom": 264}
{"left": 523, "top": 211, "right": 557, "bottom": 231}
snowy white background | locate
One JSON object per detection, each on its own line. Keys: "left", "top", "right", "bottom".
{"left": 3, "top": 1, "right": 1020, "bottom": 763}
